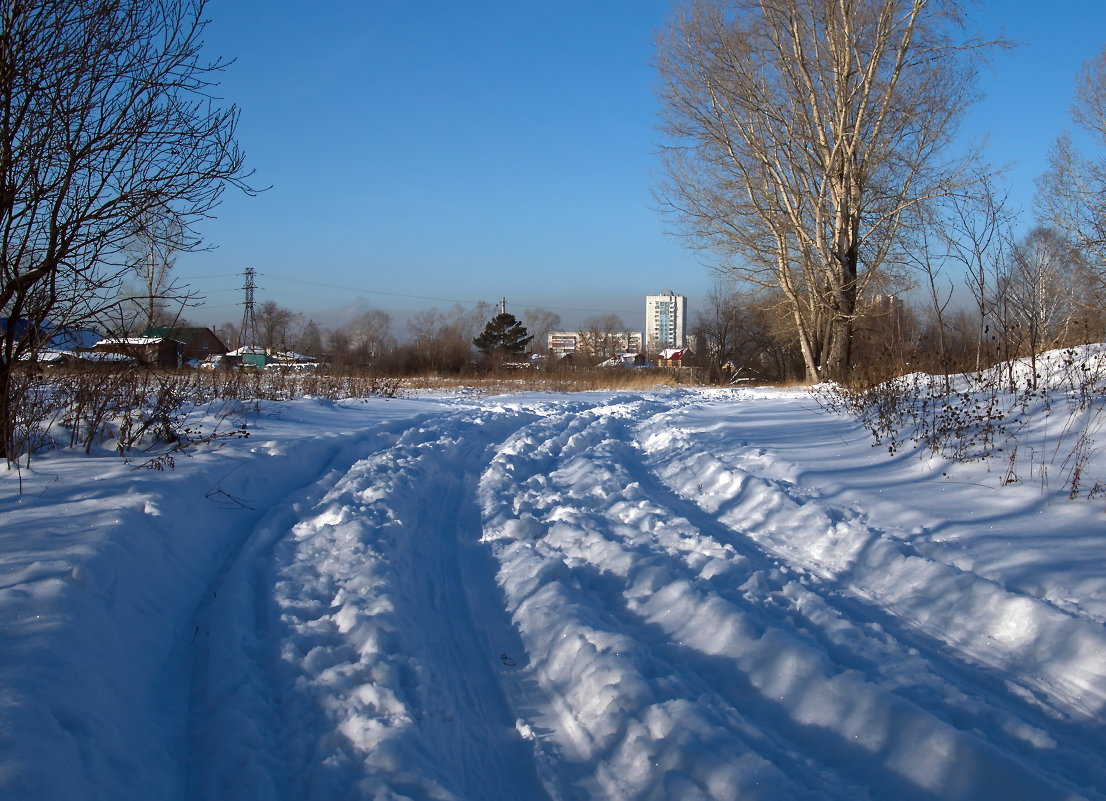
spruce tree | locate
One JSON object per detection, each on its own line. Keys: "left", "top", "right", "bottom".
{"left": 473, "top": 313, "right": 534, "bottom": 358}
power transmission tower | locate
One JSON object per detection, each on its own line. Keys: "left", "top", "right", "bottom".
{"left": 238, "top": 267, "right": 260, "bottom": 350}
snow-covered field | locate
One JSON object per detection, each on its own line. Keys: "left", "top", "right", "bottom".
{"left": 2, "top": 383, "right": 1105, "bottom": 800}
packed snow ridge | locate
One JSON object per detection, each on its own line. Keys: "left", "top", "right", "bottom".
{"left": 2, "top": 382, "right": 1105, "bottom": 800}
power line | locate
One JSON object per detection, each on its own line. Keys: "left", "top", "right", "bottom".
{"left": 182, "top": 272, "right": 644, "bottom": 317}
{"left": 258, "top": 275, "right": 641, "bottom": 316}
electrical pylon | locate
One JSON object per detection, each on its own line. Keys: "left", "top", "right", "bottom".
{"left": 237, "top": 268, "right": 260, "bottom": 351}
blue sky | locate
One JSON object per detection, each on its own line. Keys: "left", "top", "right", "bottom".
{"left": 177, "top": 1, "right": 1106, "bottom": 335}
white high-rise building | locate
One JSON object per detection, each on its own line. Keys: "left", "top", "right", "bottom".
{"left": 645, "top": 289, "right": 687, "bottom": 352}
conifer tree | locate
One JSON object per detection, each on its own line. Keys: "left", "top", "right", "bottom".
{"left": 472, "top": 313, "right": 533, "bottom": 359}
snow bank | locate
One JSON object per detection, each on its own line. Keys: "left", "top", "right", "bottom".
{"left": 3, "top": 384, "right": 1105, "bottom": 800}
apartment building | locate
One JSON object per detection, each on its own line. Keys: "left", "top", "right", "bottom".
{"left": 646, "top": 289, "right": 687, "bottom": 352}
{"left": 548, "top": 330, "right": 643, "bottom": 360}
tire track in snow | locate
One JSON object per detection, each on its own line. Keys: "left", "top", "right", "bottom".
{"left": 480, "top": 396, "right": 828, "bottom": 800}
{"left": 635, "top": 398, "right": 1106, "bottom": 718}
{"left": 181, "top": 390, "right": 1105, "bottom": 800}
{"left": 635, "top": 398, "right": 1106, "bottom": 798}
{"left": 181, "top": 413, "right": 443, "bottom": 801}
{"left": 185, "top": 403, "right": 557, "bottom": 801}
{"left": 479, "top": 395, "right": 1098, "bottom": 800}
{"left": 624, "top": 445, "right": 1106, "bottom": 799}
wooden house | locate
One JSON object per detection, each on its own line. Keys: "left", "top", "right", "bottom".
{"left": 92, "top": 336, "right": 184, "bottom": 368}
{"left": 141, "top": 327, "right": 227, "bottom": 364}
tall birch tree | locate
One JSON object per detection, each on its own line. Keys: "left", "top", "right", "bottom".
{"left": 656, "top": 0, "right": 992, "bottom": 381}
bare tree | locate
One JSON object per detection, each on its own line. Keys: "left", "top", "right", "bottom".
{"left": 850, "top": 294, "right": 921, "bottom": 383}
{"left": 1037, "top": 45, "right": 1106, "bottom": 290}
{"left": 903, "top": 217, "right": 954, "bottom": 370}
{"left": 939, "top": 178, "right": 1016, "bottom": 372}
{"left": 656, "top": 0, "right": 996, "bottom": 381}
{"left": 256, "top": 301, "right": 301, "bottom": 351}
{"left": 216, "top": 321, "right": 240, "bottom": 351}
{"left": 996, "top": 226, "right": 1080, "bottom": 384}
{"left": 696, "top": 283, "right": 816, "bottom": 382}
{"left": 326, "top": 327, "right": 352, "bottom": 367}
{"left": 695, "top": 281, "right": 755, "bottom": 381}
{"left": 343, "top": 309, "right": 394, "bottom": 366}
{"left": 578, "top": 314, "right": 630, "bottom": 362}
{"left": 0, "top": 0, "right": 254, "bottom": 459}
{"left": 522, "top": 307, "right": 562, "bottom": 355}
{"left": 444, "top": 302, "right": 492, "bottom": 347}
{"left": 407, "top": 308, "right": 446, "bottom": 355}
{"left": 297, "top": 319, "right": 324, "bottom": 358}
{"left": 403, "top": 307, "right": 479, "bottom": 372}
{"left": 117, "top": 207, "right": 195, "bottom": 332}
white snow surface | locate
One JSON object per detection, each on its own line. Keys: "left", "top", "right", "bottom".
{"left": 2, "top": 385, "right": 1105, "bottom": 800}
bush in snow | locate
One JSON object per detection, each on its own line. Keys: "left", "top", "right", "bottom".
{"left": 815, "top": 345, "right": 1106, "bottom": 500}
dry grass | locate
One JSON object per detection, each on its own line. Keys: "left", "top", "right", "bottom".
{"left": 399, "top": 368, "right": 688, "bottom": 394}
{"left": 5, "top": 365, "right": 703, "bottom": 468}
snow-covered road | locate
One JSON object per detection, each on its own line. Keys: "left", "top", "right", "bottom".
{"left": 3, "top": 388, "right": 1105, "bottom": 800}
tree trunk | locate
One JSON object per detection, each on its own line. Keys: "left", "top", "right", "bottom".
{"left": 0, "top": 362, "right": 13, "bottom": 463}
{"left": 656, "top": 0, "right": 994, "bottom": 387}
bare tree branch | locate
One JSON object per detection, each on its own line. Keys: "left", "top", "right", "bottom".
{"left": 0, "top": 0, "right": 256, "bottom": 459}
{"left": 656, "top": 0, "right": 1001, "bottom": 381}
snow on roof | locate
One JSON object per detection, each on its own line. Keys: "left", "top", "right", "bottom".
{"left": 598, "top": 353, "right": 644, "bottom": 367}
{"left": 268, "top": 350, "right": 316, "bottom": 362}
{"left": 21, "top": 349, "right": 66, "bottom": 363}
{"left": 27, "top": 349, "right": 132, "bottom": 363}
{"left": 95, "top": 336, "right": 176, "bottom": 347}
